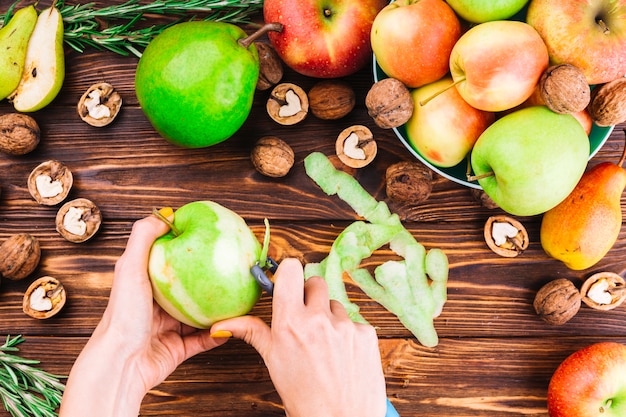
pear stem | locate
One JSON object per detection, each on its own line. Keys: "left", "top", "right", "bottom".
{"left": 617, "top": 128, "right": 626, "bottom": 167}
{"left": 418, "top": 77, "right": 465, "bottom": 106}
{"left": 238, "top": 22, "right": 284, "bottom": 49}
{"left": 152, "top": 207, "right": 181, "bottom": 236}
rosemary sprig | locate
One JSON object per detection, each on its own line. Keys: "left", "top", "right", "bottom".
{"left": 0, "top": 335, "right": 65, "bottom": 417}
{"left": 1, "top": 0, "right": 263, "bottom": 57}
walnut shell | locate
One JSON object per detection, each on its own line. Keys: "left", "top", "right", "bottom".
{"left": 366, "top": 78, "right": 414, "bottom": 129}
{"left": 308, "top": 80, "right": 356, "bottom": 120}
{"left": 0, "top": 233, "right": 41, "bottom": 281}
{"left": 28, "top": 160, "right": 73, "bottom": 206}
{"left": 56, "top": 198, "right": 102, "bottom": 243}
{"left": 588, "top": 77, "right": 626, "bottom": 127}
{"left": 0, "top": 113, "right": 40, "bottom": 155}
{"left": 385, "top": 161, "right": 433, "bottom": 205}
{"left": 335, "top": 125, "right": 377, "bottom": 168}
{"left": 484, "top": 215, "right": 529, "bottom": 258}
{"left": 534, "top": 278, "right": 581, "bottom": 325}
{"left": 23, "top": 276, "right": 66, "bottom": 319}
{"left": 77, "top": 82, "right": 123, "bottom": 127}
{"left": 251, "top": 136, "right": 295, "bottom": 178}
{"left": 255, "top": 41, "right": 283, "bottom": 91}
{"left": 539, "top": 64, "right": 590, "bottom": 114}
{"left": 267, "top": 83, "right": 308, "bottom": 125}
{"left": 580, "top": 272, "right": 626, "bottom": 311}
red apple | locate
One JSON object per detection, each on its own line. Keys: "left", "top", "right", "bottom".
{"left": 527, "top": 0, "right": 626, "bottom": 85}
{"left": 406, "top": 77, "right": 494, "bottom": 168}
{"left": 371, "top": 0, "right": 461, "bottom": 88}
{"left": 547, "top": 341, "right": 626, "bottom": 417}
{"left": 263, "top": 0, "right": 386, "bottom": 78}
{"left": 449, "top": 20, "right": 549, "bottom": 112}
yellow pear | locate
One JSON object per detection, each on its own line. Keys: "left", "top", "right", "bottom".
{"left": 540, "top": 148, "right": 626, "bottom": 270}
{"left": 0, "top": 5, "right": 38, "bottom": 100}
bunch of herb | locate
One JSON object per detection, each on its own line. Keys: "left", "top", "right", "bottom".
{"left": 1, "top": 0, "right": 263, "bottom": 57}
{"left": 0, "top": 335, "right": 65, "bottom": 417}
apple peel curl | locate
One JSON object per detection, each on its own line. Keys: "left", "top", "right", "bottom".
{"left": 303, "top": 152, "right": 448, "bottom": 347}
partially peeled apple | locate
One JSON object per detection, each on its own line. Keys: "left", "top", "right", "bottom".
{"left": 135, "top": 22, "right": 282, "bottom": 148}
{"left": 148, "top": 202, "right": 264, "bottom": 328}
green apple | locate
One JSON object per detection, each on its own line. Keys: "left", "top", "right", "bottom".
{"left": 135, "top": 22, "right": 279, "bottom": 148}
{"left": 148, "top": 201, "right": 263, "bottom": 328}
{"left": 10, "top": 5, "right": 65, "bottom": 112}
{"left": 470, "top": 106, "right": 590, "bottom": 216}
{"left": 445, "top": 0, "right": 530, "bottom": 23}
{"left": 406, "top": 77, "right": 494, "bottom": 168}
{"left": 0, "top": 5, "right": 37, "bottom": 101}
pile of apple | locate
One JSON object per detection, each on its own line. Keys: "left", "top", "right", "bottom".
{"left": 368, "top": 0, "right": 626, "bottom": 217}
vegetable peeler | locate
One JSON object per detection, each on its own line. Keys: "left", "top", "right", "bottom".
{"left": 250, "top": 257, "right": 278, "bottom": 296}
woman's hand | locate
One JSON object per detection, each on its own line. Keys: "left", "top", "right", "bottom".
{"left": 211, "top": 258, "right": 388, "bottom": 417}
{"left": 60, "top": 214, "right": 227, "bottom": 417}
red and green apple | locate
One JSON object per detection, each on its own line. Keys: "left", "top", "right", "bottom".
{"left": 446, "top": 0, "right": 530, "bottom": 23}
{"left": 263, "top": 0, "right": 387, "bottom": 78}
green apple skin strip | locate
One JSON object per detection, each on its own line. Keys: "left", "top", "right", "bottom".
{"left": 303, "top": 152, "right": 449, "bottom": 347}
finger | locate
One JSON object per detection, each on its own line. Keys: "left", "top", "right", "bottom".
{"left": 115, "top": 215, "right": 170, "bottom": 279}
{"left": 210, "top": 316, "right": 272, "bottom": 359}
{"left": 180, "top": 328, "right": 229, "bottom": 361}
{"left": 303, "top": 276, "right": 331, "bottom": 310}
{"left": 272, "top": 258, "right": 306, "bottom": 317}
{"left": 329, "top": 299, "right": 350, "bottom": 320}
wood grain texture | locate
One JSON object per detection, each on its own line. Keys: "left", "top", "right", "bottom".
{"left": 1, "top": 3, "right": 626, "bottom": 416}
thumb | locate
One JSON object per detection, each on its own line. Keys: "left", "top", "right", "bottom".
{"left": 210, "top": 315, "right": 272, "bottom": 359}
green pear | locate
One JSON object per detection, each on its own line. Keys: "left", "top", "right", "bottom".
{"left": 10, "top": 5, "right": 65, "bottom": 112}
{"left": 540, "top": 157, "right": 626, "bottom": 270}
{"left": 135, "top": 21, "right": 281, "bottom": 148}
{"left": 0, "top": 5, "right": 37, "bottom": 100}
{"left": 470, "top": 106, "right": 590, "bottom": 216}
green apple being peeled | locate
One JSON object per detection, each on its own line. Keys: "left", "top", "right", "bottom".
{"left": 135, "top": 22, "right": 279, "bottom": 148}
{"left": 10, "top": 5, "right": 65, "bottom": 112}
{"left": 445, "top": 0, "right": 529, "bottom": 23}
{"left": 406, "top": 77, "right": 494, "bottom": 168}
{"left": 0, "top": 5, "right": 37, "bottom": 101}
{"left": 470, "top": 106, "right": 589, "bottom": 216}
{"left": 148, "top": 201, "right": 263, "bottom": 328}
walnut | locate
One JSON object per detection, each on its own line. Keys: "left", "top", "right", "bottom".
{"left": 539, "top": 64, "right": 590, "bottom": 114}
{"left": 56, "top": 198, "right": 102, "bottom": 243}
{"left": 267, "top": 82, "right": 309, "bottom": 125}
{"left": 308, "top": 80, "right": 355, "bottom": 120}
{"left": 0, "top": 233, "right": 41, "bottom": 281}
{"left": 588, "top": 77, "right": 626, "bottom": 127}
{"left": 366, "top": 78, "right": 414, "bottom": 129}
{"left": 23, "top": 276, "right": 66, "bottom": 319}
{"left": 534, "top": 278, "right": 581, "bottom": 325}
{"left": 77, "top": 82, "right": 122, "bottom": 127}
{"left": 28, "top": 160, "right": 73, "bottom": 206}
{"left": 335, "top": 125, "right": 377, "bottom": 168}
{"left": 385, "top": 161, "right": 432, "bottom": 204}
{"left": 255, "top": 41, "right": 283, "bottom": 91}
{"left": 251, "top": 136, "right": 295, "bottom": 178}
{"left": 470, "top": 188, "right": 499, "bottom": 209}
{"left": 580, "top": 272, "right": 626, "bottom": 311}
{"left": 0, "top": 113, "right": 40, "bottom": 155}
{"left": 484, "top": 215, "right": 529, "bottom": 258}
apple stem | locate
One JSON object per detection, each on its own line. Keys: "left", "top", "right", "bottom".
{"left": 238, "top": 22, "right": 284, "bottom": 49}
{"left": 418, "top": 78, "right": 465, "bottom": 106}
{"left": 152, "top": 207, "right": 181, "bottom": 236}
{"left": 466, "top": 171, "right": 494, "bottom": 182}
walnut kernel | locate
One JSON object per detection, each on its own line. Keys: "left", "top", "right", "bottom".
{"left": 78, "top": 82, "right": 122, "bottom": 127}
{"left": 0, "top": 113, "right": 40, "bottom": 155}
{"left": 588, "top": 77, "right": 626, "bottom": 127}
{"left": 385, "top": 161, "right": 433, "bottom": 205}
{"left": 267, "top": 83, "right": 308, "bottom": 125}
{"left": 580, "top": 272, "right": 626, "bottom": 311}
{"left": 484, "top": 216, "right": 529, "bottom": 257}
{"left": 23, "top": 276, "right": 67, "bottom": 319}
{"left": 0, "top": 233, "right": 41, "bottom": 281}
{"left": 366, "top": 78, "right": 414, "bottom": 129}
{"left": 28, "top": 160, "right": 73, "bottom": 206}
{"left": 308, "top": 80, "right": 355, "bottom": 120}
{"left": 251, "top": 136, "right": 294, "bottom": 178}
{"left": 56, "top": 198, "right": 102, "bottom": 243}
{"left": 534, "top": 278, "right": 581, "bottom": 325}
{"left": 539, "top": 64, "right": 590, "bottom": 114}
{"left": 335, "top": 125, "right": 377, "bottom": 168}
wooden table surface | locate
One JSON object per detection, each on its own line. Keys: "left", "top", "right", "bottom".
{"left": 1, "top": 3, "right": 626, "bottom": 416}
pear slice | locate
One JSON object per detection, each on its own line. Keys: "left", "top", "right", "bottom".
{"left": 0, "top": 5, "right": 38, "bottom": 100}
{"left": 10, "top": 6, "right": 65, "bottom": 112}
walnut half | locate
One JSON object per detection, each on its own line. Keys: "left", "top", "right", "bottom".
{"left": 28, "top": 160, "right": 73, "bottom": 206}
{"left": 56, "top": 198, "right": 102, "bottom": 243}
